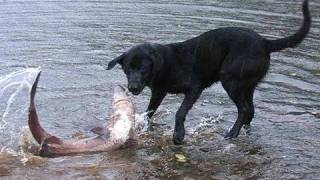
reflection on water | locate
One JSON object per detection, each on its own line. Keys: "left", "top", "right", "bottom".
{"left": 0, "top": 0, "right": 319, "bottom": 179}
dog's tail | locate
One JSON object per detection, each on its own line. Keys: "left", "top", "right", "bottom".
{"left": 264, "top": 0, "right": 311, "bottom": 53}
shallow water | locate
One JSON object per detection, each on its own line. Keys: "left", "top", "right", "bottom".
{"left": 0, "top": 0, "right": 319, "bottom": 179}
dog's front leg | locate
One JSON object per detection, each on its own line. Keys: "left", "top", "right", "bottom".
{"left": 173, "top": 91, "right": 201, "bottom": 145}
{"left": 146, "top": 89, "right": 167, "bottom": 118}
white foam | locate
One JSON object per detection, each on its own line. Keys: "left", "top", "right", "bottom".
{"left": 0, "top": 68, "right": 41, "bottom": 151}
{"left": 190, "top": 114, "right": 224, "bottom": 134}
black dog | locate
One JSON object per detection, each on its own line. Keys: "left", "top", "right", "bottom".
{"left": 107, "top": 0, "right": 311, "bottom": 145}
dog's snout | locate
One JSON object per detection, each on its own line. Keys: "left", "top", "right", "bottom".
{"left": 128, "top": 84, "right": 139, "bottom": 91}
{"left": 128, "top": 83, "right": 142, "bottom": 95}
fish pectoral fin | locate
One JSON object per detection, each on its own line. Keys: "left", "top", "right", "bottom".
{"left": 98, "top": 131, "right": 111, "bottom": 141}
{"left": 91, "top": 126, "right": 109, "bottom": 136}
{"left": 91, "top": 126, "right": 111, "bottom": 140}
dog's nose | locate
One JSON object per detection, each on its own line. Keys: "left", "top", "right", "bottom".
{"left": 128, "top": 84, "right": 140, "bottom": 93}
{"left": 129, "top": 86, "right": 138, "bottom": 92}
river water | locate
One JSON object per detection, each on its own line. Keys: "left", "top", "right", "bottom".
{"left": 0, "top": 0, "right": 319, "bottom": 179}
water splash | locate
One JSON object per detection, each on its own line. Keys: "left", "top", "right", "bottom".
{"left": 134, "top": 109, "right": 171, "bottom": 134}
{"left": 134, "top": 112, "right": 149, "bottom": 133}
{"left": 0, "top": 68, "right": 41, "bottom": 152}
{"left": 194, "top": 114, "right": 224, "bottom": 131}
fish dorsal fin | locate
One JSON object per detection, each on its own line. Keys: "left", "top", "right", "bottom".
{"left": 91, "top": 126, "right": 108, "bottom": 136}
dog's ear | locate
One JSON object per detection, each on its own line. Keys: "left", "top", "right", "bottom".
{"left": 107, "top": 53, "right": 125, "bottom": 70}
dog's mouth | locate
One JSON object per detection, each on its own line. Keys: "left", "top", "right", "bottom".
{"left": 130, "top": 89, "right": 142, "bottom": 95}
{"left": 128, "top": 87, "right": 143, "bottom": 95}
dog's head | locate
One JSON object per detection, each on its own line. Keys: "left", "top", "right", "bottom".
{"left": 107, "top": 43, "right": 163, "bottom": 95}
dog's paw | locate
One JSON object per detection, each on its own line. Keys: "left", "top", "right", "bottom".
{"left": 173, "top": 131, "right": 185, "bottom": 145}
{"left": 173, "top": 136, "right": 184, "bottom": 145}
{"left": 224, "top": 129, "right": 240, "bottom": 139}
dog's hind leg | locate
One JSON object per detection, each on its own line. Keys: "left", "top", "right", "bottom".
{"left": 221, "top": 78, "right": 256, "bottom": 139}
{"left": 242, "top": 87, "right": 255, "bottom": 126}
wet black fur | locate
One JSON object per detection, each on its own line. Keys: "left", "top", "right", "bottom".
{"left": 107, "top": 0, "right": 311, "bottom": 145}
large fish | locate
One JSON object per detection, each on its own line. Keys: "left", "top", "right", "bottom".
{"left": 28, "top": 72, "right": 135, "bottom": 157}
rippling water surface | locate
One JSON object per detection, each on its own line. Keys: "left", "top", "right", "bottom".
{"left": 0, "top": 0, "right": 319, "bottom": 179}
